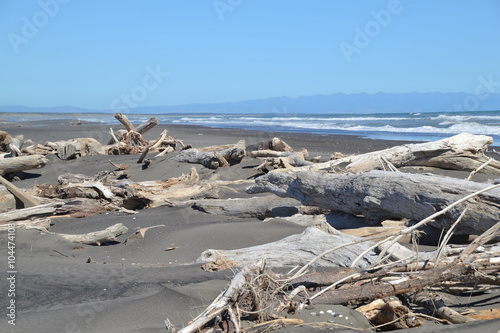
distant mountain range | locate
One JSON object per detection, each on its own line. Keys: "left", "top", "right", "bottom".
{"left": 2, "top": 92, "right": 500, "bottom": 114}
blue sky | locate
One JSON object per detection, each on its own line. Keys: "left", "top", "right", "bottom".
{"left": 1, "top": 0, "right": 499, "bottom": 110}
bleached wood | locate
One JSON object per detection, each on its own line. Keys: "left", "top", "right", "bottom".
{"left": 54, "top": 223, "right": 128, "bottom": 246}
{"left": 197, "top": 227, "right": 377, "bottom": 268}
{"left": 0, "top": 175, "right": 40, "bottom": 207}
{"left": 280, "top": 133, "right": 500, "bottom": 175}
{"left": 0, "top": 155, "right": 48, "bottom": 175}
{"left": 248, "top": 170, "right": 500, "bottom": 235}
{"left": 114, "top": 112, "right": 134, "bottom": 131}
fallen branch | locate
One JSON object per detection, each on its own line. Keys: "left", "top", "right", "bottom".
{"left": 52, "top": 223, "right": 128, "bottom": 245}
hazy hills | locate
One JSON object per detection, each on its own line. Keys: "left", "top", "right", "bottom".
{"left": 2, "top": 92, "right": 500, "bottom": 114}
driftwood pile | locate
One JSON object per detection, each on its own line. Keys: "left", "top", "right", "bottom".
{"left": 170, "top": 133, "right": 500, "bottom": 332}
{"left": 1, "top": 122, "right": 500, "bottom": 331}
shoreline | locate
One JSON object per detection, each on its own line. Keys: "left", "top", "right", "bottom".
{"left": 1, "top": 120, "right": 500, "bottom": 332}
{"left": 3, "top": 119, "right": 499, "bottom": 158}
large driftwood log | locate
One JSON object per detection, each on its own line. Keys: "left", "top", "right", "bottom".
{"left": 0, "top": 155, "right": 49, "bottom": 175}
{"left": 56, "top": 138, "right": 104, "bottom": 160}
{"left": 247, "top": 170, "right": 500, "bottom": 234}
{"left": 284, "top": 133, "right": 500, "bottom": 175}
{"left": 197, "top": 226, "right": 377, "bottom": 268}
{"left": 192, "top": 195, "right": 325, "bottom": 219}
{"left": 173, "top": 140, "right": 246, "bottom": 169}
{"left": 347, "top": 132, "right": 500, "bottom": 174}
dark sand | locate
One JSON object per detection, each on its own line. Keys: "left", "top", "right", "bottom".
{"left": 1, "top": 120, "right": 499, "bottom": 333}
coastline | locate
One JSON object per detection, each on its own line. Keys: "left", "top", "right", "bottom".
{"left": 1, "top": 120, "right": 499, "bottom": 332}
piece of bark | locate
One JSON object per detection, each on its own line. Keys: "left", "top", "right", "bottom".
{"left": 109, "top": 160, "right": 128, "bottom": 170}
{"left": 54, "top": 223, "right": 128, "bottom": 245}
{"left": 197, "top": 226, "right": 377, "bottom": 268}
{"left": 192, "top": 195, "right": 325, "bottom": 219}
{"left": 0, "top": 175, "right": 40, "bottom": 207}
{"left": 0, "top": 155, "right": 49, "bottom": 175}
{"left": 247, "top": 170, "right": 500, "bottom": 235}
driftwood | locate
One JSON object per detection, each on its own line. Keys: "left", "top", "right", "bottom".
{"left": 0, "top": 155, "right": 48, "bottom": 175}
{"left": 247, "top": 170, "right": 500, "bottom": 235}
{"left": 0, "top": 198, "right": 108, "bottom": 223}
{"left": 0, "top": 217, "right": 51, "bottom": 230}
{"left": 0, "top": 175, "right": 40, "bottom": 207}
{"left": 114, "top": 112, "right": 134, "bottom": 131}
{"left": 0, "top": 185, "right": 16, "bottom": 212}
{"left": 246, "top": 137, "right": 293, "bottom": 154}
{"left": 0, "top": 202, "right": 63, "bottom": 222}
{"left": 356, "top": 298, "right": 423, "bottom": 329}
{"left": 283, "top": 133, "right": 500, "bottom": 175}
{"left": 56, "top": 138, "right": 104, "bottom": 160}
{"left": 109, "top": 113, "right": 159, "bottom": 146}
{"left": 173, "top": 140, "right": 246, "bottom": 169}
{"left": 53, "top": 223, "right": 128, "bottom": 245}
{"left": 192, "top": 195, "right": 325, "bottom": 219}
{"left": 0, "top": 130, "right": 12, "bottom": 152}
{"left": 348, "top": 132, "right": 500, "bottom": 174}
{"left": 197, "top": 225, "right": 378, "bottom": 269}
{"left": 122, "top": 168, "right": 219, "bottom": 209}
{"left": 182, "top": 217, "right": 500, "bottom": 332}
{"left": 135, "top": 117, "right": 159, "bottom": 134}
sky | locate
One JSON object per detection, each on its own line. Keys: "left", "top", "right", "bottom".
{"left": 1, "top": 0, "right": 500, "bottom": 110}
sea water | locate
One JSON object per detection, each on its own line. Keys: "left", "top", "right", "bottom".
{"left": 1, "top": 110, "right": 499, "bottom": 143}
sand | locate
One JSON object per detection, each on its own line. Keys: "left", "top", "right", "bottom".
{"left": 1, "top": 119, "right": 499, "bottom": 333}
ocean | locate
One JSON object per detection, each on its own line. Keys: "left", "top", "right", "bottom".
{"left": 1, "top": 110, "right": 500, "bottom": 144}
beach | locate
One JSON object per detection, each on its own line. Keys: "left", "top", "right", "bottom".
{"left": 1, "top": 119, "right": 500, "bottom": 333}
